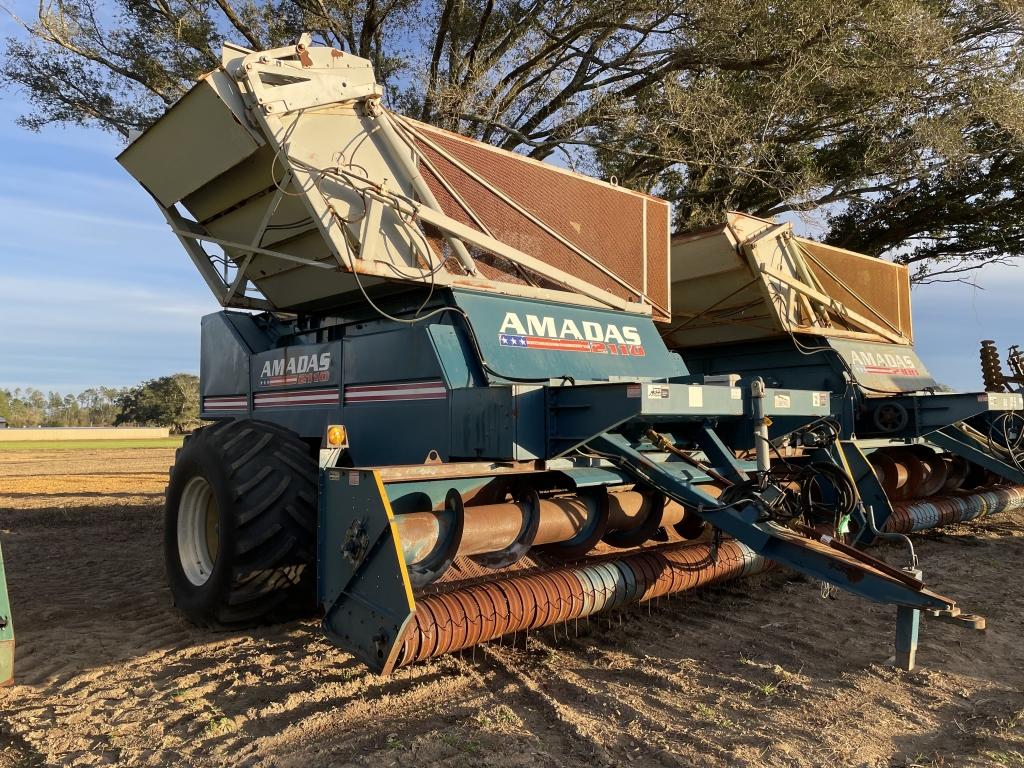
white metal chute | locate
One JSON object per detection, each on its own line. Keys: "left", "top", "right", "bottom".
{"left": 117, "top": 37, "right": 671, "bottom": 317}
{"left": 663, "top": 211, "right": 913, "bottom": 349}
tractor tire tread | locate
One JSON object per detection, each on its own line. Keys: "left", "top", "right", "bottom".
{"left": 164, "top": 419, "right": 317, "bottom": 630}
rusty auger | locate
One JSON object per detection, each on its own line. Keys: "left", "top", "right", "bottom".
{"left": 318, "top": 385, "right": 979, "bottom": 675}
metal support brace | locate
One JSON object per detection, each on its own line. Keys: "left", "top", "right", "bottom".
{"left": 895, "top": 568, "right": 923, "bottom": 671}
{"left": 369, "top": 104, "right": 478, "bottom": 275}
{"left": 0, "top": 541, "right": 13, "bottom": 686}
{"left": 692, "top": 426, "right": 749, "bottom": 486}
{"left": 224, "top": 170, "right": 293, "bottom": 304}
{"left": 357, "top": 193, "right": 386, "bottom": 265}
{"left": 930, "top": 425, "right": 1024, "bottom": 485}
{"left": 157, "top": 202, "right": 271, "bottom": 311}
{"left": 587, "top": 432, "right": 964, "bottom": 615}
{"left": 750, "top": 378, "right": 771, "bottom": 474}
{"left": 829, "top": 441, "right": 896, "bottom": 546}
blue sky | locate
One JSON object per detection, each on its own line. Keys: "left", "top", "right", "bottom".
{"left": 0, "top": 11, "right": 1020, "bottom": 394}
{"left": 0, "top": 4, "right": 217, "bottom": 392}
{"left": 0, "top": 110, "right": 219, "bottom": 392}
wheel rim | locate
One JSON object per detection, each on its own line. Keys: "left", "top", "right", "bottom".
{"left": 177, "top": 476, "right": 220, "bottom": 586}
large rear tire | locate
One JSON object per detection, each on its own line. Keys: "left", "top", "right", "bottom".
{"left": 165, "top": 419, "right": 317, "bottom": 628}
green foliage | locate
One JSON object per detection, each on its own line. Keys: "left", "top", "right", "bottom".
{"left": 115, "top": 374, "right": 200, "bottom": 433}
{"left": 0, "top": 375, "right": 198, "bottom": 431}
{"left": 4, "top": 1, "right": 1024, "bottom": 280}
{"left": 0, "top": 385, "right": 120, "bottom": 427}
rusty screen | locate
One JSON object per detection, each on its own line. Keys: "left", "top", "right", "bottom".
{"left": 801, "top": 240, "right": 913, "bottom": 343}
{"left": 410, "top": 121, "right": 671, "bottom": 321}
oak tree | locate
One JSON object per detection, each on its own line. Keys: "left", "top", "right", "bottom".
{"left": 5, "top": 0, "right": 1024, "bottom": 281}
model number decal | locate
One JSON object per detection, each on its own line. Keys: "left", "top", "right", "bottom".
{"left": 848, "top": 349, "right": 920, "bottom": 377}
{"left": 260, "top": 352, "right": 332, "bottom": 387}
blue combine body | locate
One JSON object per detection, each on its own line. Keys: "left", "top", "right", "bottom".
{"left": 186, "top": 287, "right": 978, "bottom": 672}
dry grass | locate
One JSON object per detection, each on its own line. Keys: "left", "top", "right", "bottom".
{"left": 0, "top": 439, "right": 182, "bottom": 452}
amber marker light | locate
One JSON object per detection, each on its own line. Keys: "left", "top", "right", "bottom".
{"left": 326, "top": 425, "right": 347, "bottom": 447}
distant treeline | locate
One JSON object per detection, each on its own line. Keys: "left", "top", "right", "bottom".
{"left": 0, "top": 374, "right": 199, "bottom": 433}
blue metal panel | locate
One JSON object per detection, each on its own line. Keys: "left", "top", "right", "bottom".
{"left": 342, "top": 326, "right": 444, "bottom": 385}
{"left": 449, "top": 387, "right": 516, "bottom": 459}
{"left": 343, "top": 397, "right": 452, "bottom": 465}
{"left": 222, "top": 311, "right": 283, "bottom": 353}
{"left": 251, "top": 342, "right": 339, "bottom": 391}
{"left": 319, "top": 469, "right": 415, "bottom": 674}
{"left": 880, "top": 392, "right": 1023, "bottom": 436}
{"left": 451, "top": 289, "right": 688, "bottom": 382}
{"left": 546, "top": 381, "right": 736, "bottom": 457}
{"left": 427, "top": 322, "right": 484, "bottom": 389}
{"left": 340, "top": 328, "right": 453, "bottom": 465}
{"left": 681, "top": 337, "right": 858, "bottom": 437}
{"left": 684, "top": 337, "right": 938, "bottom": 396}
{"left": 682, "top": 337, "right": 848, "bottom": 392}
{"left": 544, "top": 380, "right": 829, "bottom": 459}
{"left": 256, "top": 406, "right": 344, "bottom": 440}
{"left": 512, "top": 385, "right": 546, "bottom": 460}
{"left": 827, "top": 338, "right": 938, "bottom": 393}
{"left": 448, "top": 382, "right": 547, "bottom": 460}
{"left": 244, "top": 340, "right": 342, "bottom": 439}
{"left": 200, "top": 312, "right": 258, "bottom": 398}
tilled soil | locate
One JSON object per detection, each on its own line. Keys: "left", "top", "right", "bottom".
{"left": 1, "top": 448, "right": 1024, "bottom": 767}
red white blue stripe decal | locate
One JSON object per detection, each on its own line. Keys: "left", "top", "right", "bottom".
{"left": 499, "top": 334, "right": 645, "bottom": 357}
{"left": 344, "top": 380, "right": 447, "bottom": 404}
{"left": 254, "top": 389, "right": 339, "bottom": 408}
{"left": 260, "top": 372, "right": 331, "bottom": 387}
{"left": 203, "top": 395, "right": 247, "bottom": 411}
{"left": 859, "top": 365, "right": 920, "bottom": 376}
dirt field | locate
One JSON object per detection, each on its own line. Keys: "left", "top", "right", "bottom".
{"left": 2, "top": 447, "right": 1024, "bottom": 768}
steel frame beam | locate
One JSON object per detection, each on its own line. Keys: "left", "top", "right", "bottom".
{"left": 588, "top": 432, "right": 961, "bottom": 614}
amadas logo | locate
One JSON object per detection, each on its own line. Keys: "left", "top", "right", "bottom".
{"left": 259, "top": 352, "right": 332, "bottom": 387}
{"left": 497, "top": 312, "right": 646, "bottom": 357}
{"left": 849, "top": 349, "right": 920, "bottom": 377}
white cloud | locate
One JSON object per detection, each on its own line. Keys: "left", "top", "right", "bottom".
{"left": 0, "top": 196, "right": 165, "bottom": 233}
{"left": 0, "top": 275, "right": 215, "bottom": 323}
{"left": 1, "top": 162, "right": 141, "bottom": 197}
{"left": 0, "top": 274, "right": 217, "bottom": 391}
